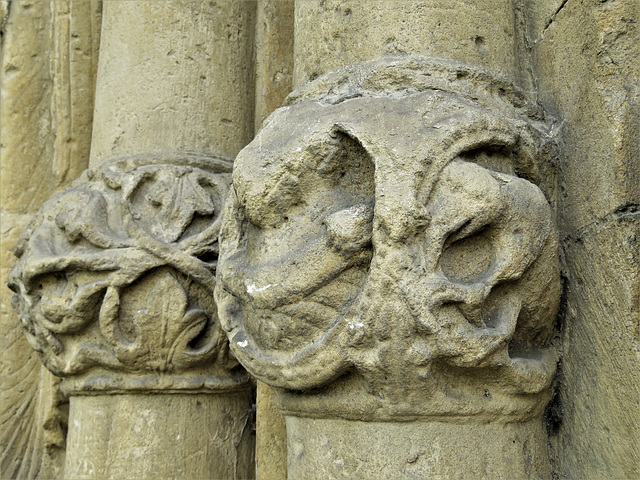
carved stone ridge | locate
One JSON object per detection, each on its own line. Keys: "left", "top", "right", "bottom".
{"left": 9, "top": 154, "right": 249, "bottom": 394}
{"left": 216, "top": 57, "right": 562, "bottom": 421}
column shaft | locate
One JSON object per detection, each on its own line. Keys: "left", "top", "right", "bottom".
{"left": 49, "top": 1, "right": 255, "bottom": 478}
{"left": 65, "top": 393, "right": 254, "bottom": 479}
{"left": 90, "top": 0, "right": 255, "bottom": 166}
{"left": 294, "top": 0, "right": 518, "bottom": 87}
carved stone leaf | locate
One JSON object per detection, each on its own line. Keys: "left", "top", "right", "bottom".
{"left": 144, "top": 171, "right": 216, "bottom": 243}
{"left": 8, "top": 157, "right": 233, "bottom": 380}
{"left": 113, "top": 271, "right": 211, "bottom": 370}
{"left": 145, "top": 272, "right": 189, "bottom": 334}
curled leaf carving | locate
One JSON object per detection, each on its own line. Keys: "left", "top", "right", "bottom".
{"left": 9, "top": 156, "right": 236, "bottom": 386}
{"left": 217, "top": 58, "right": 562, "bottom": 420}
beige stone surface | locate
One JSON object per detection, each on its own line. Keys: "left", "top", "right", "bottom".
{"left": 253, "top": 2, "right": 294, "bottom": 478}
{"left": 217, "top": 2, "right": 565, "bottom": 477}
{"left": 0, "top": 0, "right": 100, "bottom": 213}
{"left": 286, "top": 416, "right": 550, "bottom": 479}
{"left": 2, "top": 1, "right": 54, "bottom": 215}
{"left": 8, "top": 157, "right": 239, "bottom": 385}
{"left": 50, "top": 0, "right": 102, "bottom": 184}
{"left": 254, "top": 0, "right": 295, "bottom": 132}
{"left": 558, "top": 219, "right": 640, "bottom": 479}
{"left": 2, "top": 1, "right": 637, "bottom": 478}
{"left": 533, "top": 0, "right": 639, "bottom": 231}
{"left": 65, "top": 392, "right": 254, "bottom": 480}
{"left": 256, "top": 381, "right": 288, "bottom": 480}
{"left": 6, "top": 1, "right": 258, "bottom": 479}
{"left": 217, "top": 57, "right": 561, "bottom": 477}
{"left": 89, "top": 0, "right": 256, "bottom": 167}
{"left": 294, "top": 0, "right": 520, "bottom": 87}
{"left": 1, "top": 2, "right": 101, "bottom": 478}
{"left": 1, "top": 214, "right": 66, "bottom": 480}
{"left": 529, "top": 1, "right": 640, "bottom": 477}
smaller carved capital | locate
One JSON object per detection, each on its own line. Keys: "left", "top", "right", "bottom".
{"left": 9, "top": 155, "right": 248, "bottom": 395}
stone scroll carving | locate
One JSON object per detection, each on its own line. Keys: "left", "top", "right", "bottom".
{"left": 216, "top": 57, "right": 561, "bottom": 420}
{"left": 9, "top": 155, "right": 247, "bottom": 393}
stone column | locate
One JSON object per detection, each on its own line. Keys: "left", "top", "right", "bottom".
{"left": 217, "top": 1, "right": 561, "bottom": 478}
{"left": 253, "top": 2, "right": 295, "bottom": 479}
{"left": 1, "top": 2, "right": 102, "bottom": 477}
{"left": 8, "top": 1, "right": 256, "bottom": 478}
{"left": 293, "top": 0, "right": 521, "bottom": 87}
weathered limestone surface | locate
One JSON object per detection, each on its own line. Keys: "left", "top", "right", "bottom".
{"left": 293, "top": 0, "right": 520, "bottom": 87}
{"left": 2, "top": 1, "right": 637, "bottom": 479}
{"left": 286, "top": 417, "right": 550, "bottom": 479}
{"left": 65, "top": 393, "right": 254, "bottom": 480}
{"left": 8, "top": 156, "right": 240, "bottom": 388}
{"left": 89, "top": 0, "right": 255, "bottom": 167}
{"left": 6, "top": 1, "right": 257, "bottom": 479}
{"left": 1, "top": 1, "right": 101, "bottom": 478}
{"left": 1, "top": 0, "right": 100, "bottom": 213}
{"left": 217, "top": 57, "right": 561, "bottom": 478}
{"left": 256, "top": 381, "right": 288, "bottom": 480}
{"left": 529, "top": 1, "right": 640, "bottom": 477}
{"left": 254, "top": 0, "right": 295, "bottom": 132}
{"left": 253, "top": 2, "right": 295, "bottom": 478}
{"left": 216, "top": 1, "right": 566, "bottom": 478}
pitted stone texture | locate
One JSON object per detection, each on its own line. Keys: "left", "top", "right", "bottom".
{"left": 65, "top": 392, "right": 255, "bottom": 480}
{"left": 9, "top": 156, "right": 247, "bottom": 394}
{"left": 217, "top": 57, "right": 561, "bottom": 420}
{"left": 286, "top": 416, "right": 550, "bottom": 480}
{"left": 293, "top": 0, "right": 520, "bottom": 87}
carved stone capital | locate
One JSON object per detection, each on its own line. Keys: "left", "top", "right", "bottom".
{"left": 9, "top": 155, "right": 249, "bottom": 395}
{"left": 217, "top": 57, "right": 561, "bottom": 420}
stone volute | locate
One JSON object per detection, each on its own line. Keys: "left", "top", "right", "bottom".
{"left": 216, "top": 57, "right": 562, "bottom": 478}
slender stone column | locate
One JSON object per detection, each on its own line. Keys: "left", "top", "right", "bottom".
{"left": 217, "top": 1, "right": 561, "bottom": 478}
{"left": 293, "top": 0, "right": 520, "bottom": 87}
{"left": 89, "top": 0, "right": 255, "bottom": 167}
{"left": 9, "top": 1, "right": 256, "bottom": 478}
{"left": 253, "top": 2, "right": 295, "bottom": 478}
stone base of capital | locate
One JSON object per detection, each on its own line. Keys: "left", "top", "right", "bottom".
{"left": 286, "top": 415, "right": 550, "bottom": 479}
{"left": 59, "top": 369, "right": 250, "bottom": 396}
{"left": 65, "top": 392, "right": 255, "bottom": 480}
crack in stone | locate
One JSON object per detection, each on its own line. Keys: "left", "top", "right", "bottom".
{"left": 537, "top": 0, "right": 571, "bottom": 43}
{"left": 0, "top": 0, "right": 11, "bottom": 38}
{"left": 572, "top": 203, "right": 640, "bottom": 240}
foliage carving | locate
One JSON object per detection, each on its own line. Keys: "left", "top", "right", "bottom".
{"left": 9, "top": 156, "right": 238, "bottom": 388}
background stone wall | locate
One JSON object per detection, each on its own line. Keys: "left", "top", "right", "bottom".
{"left": 1, "top": 1, "right": 101, "bottom": 477}
{"left": 528, "top": 1, "right": 639, "bottom": 477}
{"left": 1, "top": 1, "right": 637, "bottom": 478}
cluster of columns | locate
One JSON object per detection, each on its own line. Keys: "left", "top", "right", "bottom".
{"left": 6, "top": 1, "right": 567, "bottom": 479}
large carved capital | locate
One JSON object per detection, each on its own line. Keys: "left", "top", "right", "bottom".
{"left": 217, "top": 57, "right": 561, "bottom": 420}
{"left": 9, "top": 155, "right": 249, "bottom": 394}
